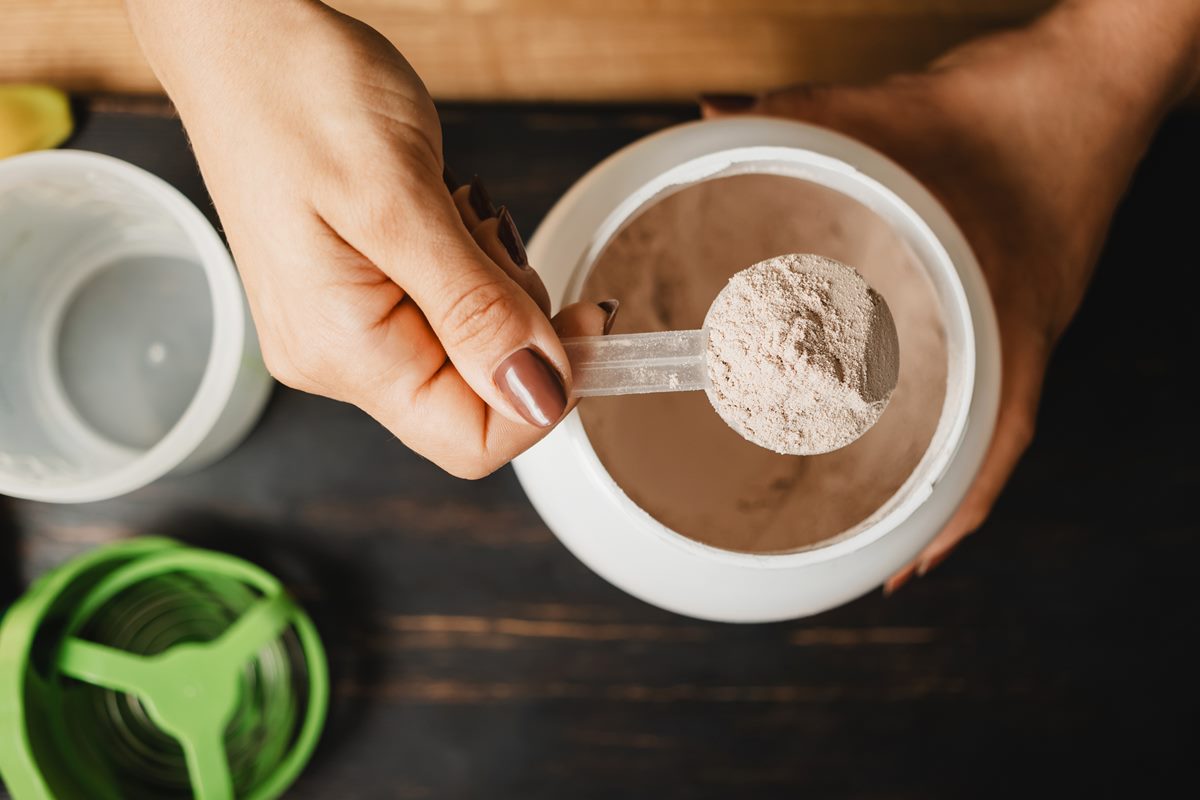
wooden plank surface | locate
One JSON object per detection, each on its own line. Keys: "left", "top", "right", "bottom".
{"left": 1, "top": 0, "right": 1055, "bottom": 99}
{"left": 2, "top": 98, "right": 1198, "bottom": 798}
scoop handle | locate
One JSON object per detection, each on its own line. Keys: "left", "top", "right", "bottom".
{"left": 562, "top": 330, "right": 708, "bottom": 397}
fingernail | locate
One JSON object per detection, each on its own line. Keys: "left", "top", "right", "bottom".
{"left": 598, "top": 299, "right": 620, "bottom": 334}
{"left": 443, "top": 164, "right": 459, "bottom": 193}
{"left": 883, "top": 562, "right": 918, "bottom": 597}
{"left": 917, "top": 547, "right": 954, "bottom": 577}
{"left": 494, "top": 348, "right": 567, "bottom": 428}
{"left": 468, "top": 175, "right": 496, "bottom": 220}
{"left": 698, "top": 92, "right": 757, "bottom": 112}
{"left": 497, "top": 206, "right": 529, "bottom": 268}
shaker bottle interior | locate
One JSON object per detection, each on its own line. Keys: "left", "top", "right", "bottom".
{"left": 0, "top": 160, "right": 216, "bottom": 493}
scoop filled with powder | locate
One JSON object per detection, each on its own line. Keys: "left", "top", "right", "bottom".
{"left": 704, "top": 253, "right": 899, "bottom": 454}
{"left": 563, "top": 252, "right": 900, "bottom": 455}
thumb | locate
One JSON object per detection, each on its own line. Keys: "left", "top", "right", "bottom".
{"left": 352, "top": 186, "right": 571, "bottom": 430}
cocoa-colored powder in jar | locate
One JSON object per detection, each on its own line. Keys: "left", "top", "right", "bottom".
{"left": 578, "top": 173, "right": 947, "bottom": 553}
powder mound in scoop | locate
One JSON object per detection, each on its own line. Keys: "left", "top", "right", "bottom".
{"left": 704, "top": 253, "right": 900, "bottom": 455}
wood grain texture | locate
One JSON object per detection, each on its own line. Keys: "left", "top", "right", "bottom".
{"left": 3, "top": 100, "right": 1199, "bottom": 798}
{"left": 0, "top": 0, "right": 1055, "bottom": 99}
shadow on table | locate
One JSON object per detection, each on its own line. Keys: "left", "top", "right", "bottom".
{"left": 159, "top": 511, "right": 382, "bottom": 770}
{"left": 1, "top": 499, "right": 21, "bottom": 609}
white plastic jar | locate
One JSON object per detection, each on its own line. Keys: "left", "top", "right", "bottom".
{"left": 0, "top": 151, "right": 271, "bottom": 503}
{"left": 514, "top": 118, "right": 1001, "bottom": 622}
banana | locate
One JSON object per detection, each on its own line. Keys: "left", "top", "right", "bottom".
{"left": 0, "top": 85, "right": 73, "bottom": 159}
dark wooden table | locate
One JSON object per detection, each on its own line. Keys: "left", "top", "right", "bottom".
{"left": 3, "top": 98, "right": 1198, "bottom": 799}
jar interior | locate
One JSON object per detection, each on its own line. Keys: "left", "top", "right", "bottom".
{"left": 577, "top": 172, "right": 949, "bottom": 554}
{"left": 0, "top": 173, "right": 213, "bottom": 489}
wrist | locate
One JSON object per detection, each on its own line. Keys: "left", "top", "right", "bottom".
{"left": 1050, "top": 0, "right": 1200, "bottom": 115}
{"left": 124, "top": 0, "right": 327, "bottom": 106}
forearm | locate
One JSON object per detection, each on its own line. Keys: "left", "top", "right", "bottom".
{"left": 1048, "top": 0, "right": 1200, "bottom": 124}
{"left": 976, "top": 0, "right": 1200, "bottom": 236}
{"left": 123, "top": 0, "right": 327, "bottom": 112}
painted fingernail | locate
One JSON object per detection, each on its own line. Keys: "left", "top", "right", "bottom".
{"left": 443, "top": 164, "right": 459, "bottom": 193}
{"left": 497, "top": 206, "right": 529, "bottom": 268}
{"left": 698, "top": 92, "right": 757, "bottom": 112}
{"left": 468, "top": 175, "right": 496, "bottom": 220}
{"left": 883, "top": 562, "right": 918, "bottom": 597}
{"left": 917, "top": 547, "right": 954, "bottom": 577}
{"left": 494, "top": 348, "right": 567, "bottom": 428}
{"left": 598, "top": 299, "right": 620, "bottom": 334}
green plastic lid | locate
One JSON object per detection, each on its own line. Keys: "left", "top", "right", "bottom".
{"left": 0, "top": 537, "right": 328, "bottom": 799}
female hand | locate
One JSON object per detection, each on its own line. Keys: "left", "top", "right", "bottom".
{"left": 125, "top": 0, "right": 615, "bottom": 478}
{"left": 702, "top": 0, "right": 1200, "bottom": 587}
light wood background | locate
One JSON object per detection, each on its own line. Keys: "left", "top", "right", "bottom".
{"left": 2, "top": 0, "right": 1056, "bottom": 100}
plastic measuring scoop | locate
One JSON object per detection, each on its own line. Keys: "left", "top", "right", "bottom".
{"left": 562, "top": 253, "right": 901, "bottom": 456}
{"left": 564, "top": 329, "right": 709, "bottom": 396}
